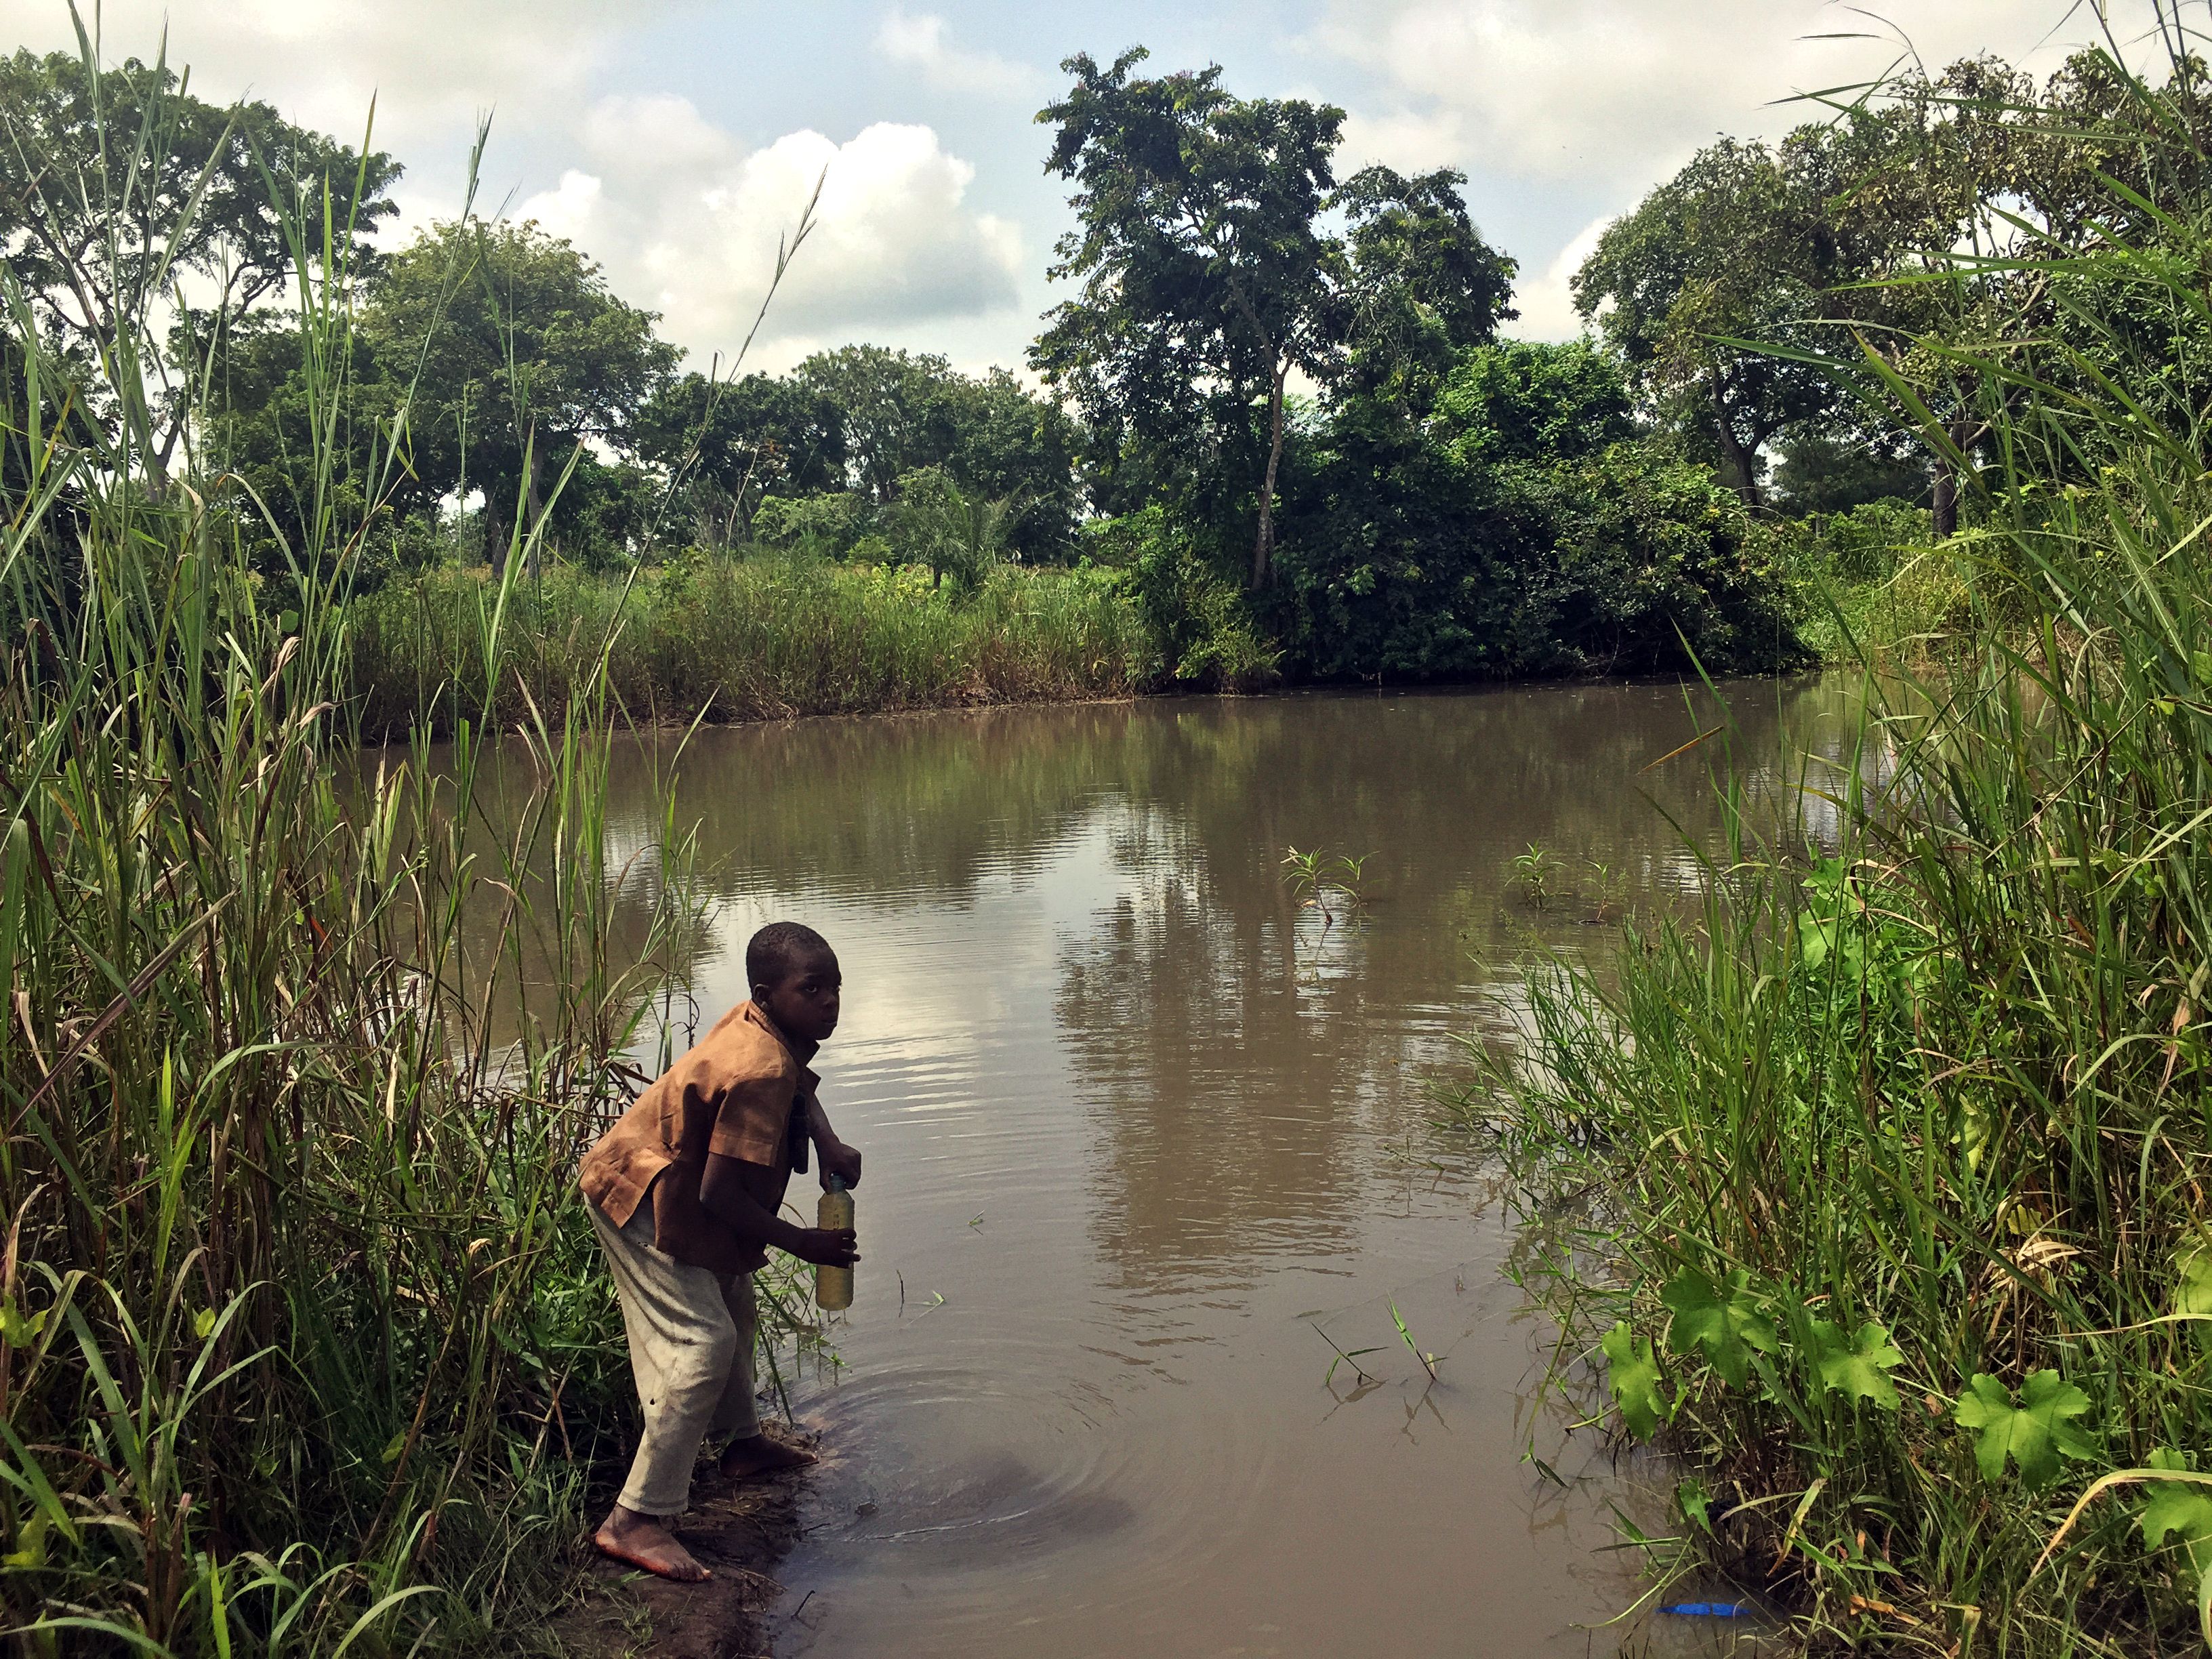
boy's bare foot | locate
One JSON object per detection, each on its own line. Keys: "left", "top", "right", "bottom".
{"left": 594, "top": 1504, "right": 711, "bottom": 1582}
{"left": 718, "top": 1432, "right": 817, "bottom": 1481}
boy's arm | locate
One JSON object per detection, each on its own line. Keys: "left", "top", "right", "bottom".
{"left": 804, "top": 1094, "right": 863, "bottom": 1189}
{"left": 699, "top": 1153, "right": 858, "bottom": 1267}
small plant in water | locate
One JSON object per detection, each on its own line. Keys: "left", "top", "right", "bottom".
{"left": 1584, "top": 857, "right": 1629, "bottom": 924}
{"left": 1508, "top": 842, "right": 1562, "bottom": 910}
{"left": 1389, "top": 1298, "right": 1439, "bottom": 1381}
{"left": 1281, "top": 846, "right": 1374, "bottom": 921}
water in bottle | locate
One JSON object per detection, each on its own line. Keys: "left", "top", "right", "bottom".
{"left": 816, "top": 1175, "right": 854, "bottom": 1311}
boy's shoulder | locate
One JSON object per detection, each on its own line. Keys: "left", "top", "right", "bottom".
{"left": 680, "top": 1000, "right": 804, "bottom": 1093}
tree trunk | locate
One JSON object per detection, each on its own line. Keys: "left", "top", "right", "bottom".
{"left": 1930, "top": 419, "right": 1973, "bottom": 540}
{"left": 1709, "top": 389, "right": 1763, "bottom": 510}
{"left": 1251, "top": 360, "right": 1290, "bottom": 590}
{"left": 484, "top": 489, "right": 510, "bottom": 576}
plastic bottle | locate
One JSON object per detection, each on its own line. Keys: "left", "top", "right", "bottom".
{"left": 815, "top": 1175, "right": 855, "bottom": 1311}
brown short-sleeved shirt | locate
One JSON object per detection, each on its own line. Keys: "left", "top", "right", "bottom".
{"left": 579, "top": 1000, "right": 819, "bottom": 1275}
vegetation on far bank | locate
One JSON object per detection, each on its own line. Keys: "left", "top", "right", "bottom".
{"left": 348, "top": 556, "right": 1155, "bottom": 738}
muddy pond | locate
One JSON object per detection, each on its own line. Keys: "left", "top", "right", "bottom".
{"left": 582, "top": 678, "right": 1856, "bottom": 1656}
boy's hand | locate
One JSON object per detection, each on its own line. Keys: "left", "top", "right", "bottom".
{"left": 791, "top": 1227, "right": 859, "bottom": 1268}
{"left": 820, "top": 1140, "right": 863, "bottom": 1189}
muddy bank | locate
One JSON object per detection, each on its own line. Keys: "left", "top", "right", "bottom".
{"left": 558, "top": 1434, "right": 818, "bottom": 1659}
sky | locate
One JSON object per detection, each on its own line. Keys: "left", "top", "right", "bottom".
{"left": 0, "top": 1, "right": 2162, "bottom": 377}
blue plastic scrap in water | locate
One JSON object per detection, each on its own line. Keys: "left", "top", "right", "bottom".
{"left": 1660, "top": 1603, "right": 1750, "bottom": 1618}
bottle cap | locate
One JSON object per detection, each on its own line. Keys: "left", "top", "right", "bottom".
{"left": 827, "top": 1174, "right": 849, "bottom": 1193}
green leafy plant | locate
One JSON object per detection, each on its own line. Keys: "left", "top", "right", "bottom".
{"left": 1805, "top": 1319, "right": 1904, "bottom": 1410}
{"left": 1389, "top": 1298, "right": 1439, "bottom": 1381}
{"left": 1280, "top": 846, "right": 1374, "bottom": 924}
{"left": 1660, "top": 1268, "right": 1778, "bottom": 1391}
{"left": 1508, "top": 842, "right": 1562, "bottom": 909}
{"left": 1601, "top": 1322, "right": 1668, "bottom": 1440}
{"left": 1954, "top": 1372, "right": 2096, "bottom": 1490}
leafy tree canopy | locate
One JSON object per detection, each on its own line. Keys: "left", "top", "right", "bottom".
{"left": 1032, "top": 49, "right": 1513, "bottom": 585}
{"left": 0, "top": 42, "right": 399, "bottom": 476}
{"left": 794, "top": 346, "right": 1078, "bottom": 559}
{"left": 633, "top": 370, "right": 846, "bottom": 544}
{"left": 1572, "top": 136, "right": 1838, "bottom": 507}
{"left": 1334, "top": 163, "right": 1517, "bottom": 411}
{"left": 1430, "top": 341, "right": 1633, "bottom": 468}
{"left": 1032, "top": 48, "right": 1347, "bottom": 586}
{"left": 359, "top": 218, "right": 677, "bottom": 563}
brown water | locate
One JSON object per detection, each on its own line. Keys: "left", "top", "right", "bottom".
{"left": 590, "top": 678, "right": 1856, "bottom": 1658}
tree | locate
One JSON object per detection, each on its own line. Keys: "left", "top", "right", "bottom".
{"left": 1271, "top": 337, "right": 1797, "bottom": 682}
{"left": 890, "top": 464, "right": 1009, "bottom": 593}
{"left": 790, "top": 347, "right": 1080, "bottom": 560}
{"left": 1033, "top": 49, "right": 1346, "bottom": 587}
{"left": 1334, "top": 164, "right": 1517, "bottom": 412}
{"left": 1573, "top": 138, "right": 1839, "bottom": 507}
{"left": 201, "top": 312, "right": 430, "bottom": 591}
{"left": 0, "top": 43, "right": 400, "bottom": 481}
{"left": 634, "top": 370, "right": 845, "bottom": 546}
{"left": 922, "top": 366, "right": 1080, "bottom": 561}
{"left": 1770, "top": 429, "right": 1927, "bottom": 515}
{"left": 1793, "top": 59, "right": 2032, "bottom": 537}
{"left": 360, "top": 219, "right": 677, "bottom": 567}
{"left": 794, "top": 345, "right": 949, "bottom": 505}
{"left": 1429, "top": 340, "right": 1634, "bottom": 467}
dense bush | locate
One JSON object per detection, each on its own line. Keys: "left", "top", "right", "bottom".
{"left": 1265, "top": 342, "right": 1805, "bottom": 681}
{"left": 1093, "top": 506, "right": 1282, "bottom": 690}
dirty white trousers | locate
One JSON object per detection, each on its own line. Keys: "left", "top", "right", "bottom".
{"left": 588, "top": 1198, "right": 761, "bottom": 1517}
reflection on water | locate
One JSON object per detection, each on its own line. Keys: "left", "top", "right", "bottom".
{"left": 562, "top": 680, "right": 1854, "bottom": 1657}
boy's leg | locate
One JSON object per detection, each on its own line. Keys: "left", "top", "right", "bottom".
{"left": 707, "top": 1271, "right": 762, "bottom": 1443}
{"left": 714, "top": 1272, "right": 816, "bottom": 1479}
{"left": 588, "top": 1200, "right": 741, "bottom": 1578}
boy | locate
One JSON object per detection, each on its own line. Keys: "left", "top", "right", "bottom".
{"left": 578, "top": 920, "right": 863, "bottom": 1582}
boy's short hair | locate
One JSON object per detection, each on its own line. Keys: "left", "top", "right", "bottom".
{"left": 746, "top": 921, "right": 833, "bottom": 989}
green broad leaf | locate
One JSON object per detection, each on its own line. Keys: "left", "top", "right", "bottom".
{"left": 0, "top": 1297, "right": 45, "bottom": 1349}
{"left": 1805, "top": 1318, "right": 1904, "bottom": 1410}
{"left": 1677, "top": 1476, "right": 1713, "bottom": 1536}
{"left": 1660, "top": 1268, "right": 1778, "bottom": 1390}
{"left": 1957, "top": 1097, "right": 1994, "bottom": 1174}
{"left": 1952, "top": 1370, "right": 2095, "bottom": 1488}
{"left": 1797, "top": 912, "right": 1833, "bottom": 972}
{"left": 193, "top": 1308, "right": 216, "bottom": 1341}
{"left": 2141, "top": 1456, "right": 2212, "bottom": 1571}
{"left": 1601, "top": 1322, "right": 1666, "bottom": 1441}
{"left": 1, "top": 1513, "right": 48, "bottom": 1572}
{"left": 2176, "top": 1246, "right": 2212, "bottom": 1350}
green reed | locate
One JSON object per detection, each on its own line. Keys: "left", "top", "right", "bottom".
{"left": 1470, "top": 27, "right": 2212, "bottom": 1654}
{"left": 0, "top": 25, "right": 803, "bottom": 1654}
{"left": 346, "top": 554, "right": 1158, "bottom": 740}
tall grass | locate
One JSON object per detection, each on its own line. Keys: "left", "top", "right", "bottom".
{"left": 1473, "top": 20, "right": 2212, "bottom": 1655}
{"left": 0, "top": 27, "right": 794, "bottom": 1654}
{"left": 346, "top": 554, "right": 1158, "bottom": 739}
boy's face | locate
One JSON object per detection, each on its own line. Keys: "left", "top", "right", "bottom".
{"left": 758, "top": 947, "right": 841, "bottom": 1045}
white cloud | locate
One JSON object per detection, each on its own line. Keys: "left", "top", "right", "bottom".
{"left": 0, "top": 0, "right": 695, "bottom": 153}
{"left": 517, "top": 98, "right": 1024, "bottom": 371}
{"left": 1507, "top": 213, "right": 1612, "bottom": 343}
{"left": 1321, "top": 1, "right": 2117, "bottom": 189}
{"left": 1336, "top": 106, "right": 1467, "bottom": 176}
{"left": 873, "top": 7, "right": 1044, "bottom": 98}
